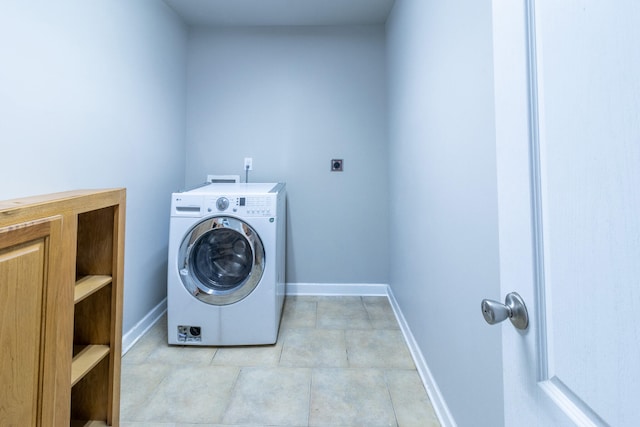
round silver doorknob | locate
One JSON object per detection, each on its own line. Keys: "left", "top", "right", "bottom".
{"left": 481, "top": 299, "right": 510, "bottom": 324}
{"left": 481, "top": 292, "right": 529, "bottom": 330}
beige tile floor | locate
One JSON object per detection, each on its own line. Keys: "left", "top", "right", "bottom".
{"left": 120, "top": 296, "right": 441, "bottom": 427}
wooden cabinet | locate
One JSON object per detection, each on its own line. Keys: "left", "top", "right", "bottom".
{"left": 0, "top": 189, "right": 125, "bottom": 427}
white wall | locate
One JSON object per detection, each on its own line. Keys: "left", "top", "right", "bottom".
{"left": 0, "top": 0, "right": 188, "bottom": 333}
{"left": 185, "top": 26, "right": 389, "bottom": 284}
{"left": 386, "top": 1, "right": 504, "bottom": 426}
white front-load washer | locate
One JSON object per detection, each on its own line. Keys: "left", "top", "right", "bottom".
{"left": 167, "top": 182, "right": 286, "bottom": 346}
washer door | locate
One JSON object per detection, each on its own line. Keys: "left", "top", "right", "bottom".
{"left": 178, "top": 217, "right": 265, "bottom": 305}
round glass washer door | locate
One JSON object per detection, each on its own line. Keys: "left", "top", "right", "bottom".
{"left": 178, "top": 217, "right": 265, "bottom": 305}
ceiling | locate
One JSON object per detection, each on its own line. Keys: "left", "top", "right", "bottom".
{"left": 163, "top": 0, "right": 395, "bottom": 27}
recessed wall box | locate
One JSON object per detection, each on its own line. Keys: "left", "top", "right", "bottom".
{"left": 206, "top": 175, "right": 240, "bottom": 183}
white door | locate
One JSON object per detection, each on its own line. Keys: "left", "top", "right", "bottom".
{"left": 491, "top": 0, "right": 640, "bottom": 425}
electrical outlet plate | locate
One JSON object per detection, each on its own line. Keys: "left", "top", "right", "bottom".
{"left": 244, "top": 157, "right": 253, "bottom": 170}
{"left": 331, "top": 159, "right": 343, "bottom": 171}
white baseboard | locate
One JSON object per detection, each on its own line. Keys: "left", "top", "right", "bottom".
{"left": 285, "top": 282, "right": 389, "bottom": 296}
{"left": 387, "top": 288, "right": 457, "bottom": 427}
{"left": 121, "top": 298, "right": 167, "bottom": 355}
{"left": 122, "top": 285, "right": 455, "bottom": 427}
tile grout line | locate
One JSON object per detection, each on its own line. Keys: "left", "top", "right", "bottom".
{"left": 130, "top": 367, "right": 171, "bottom": 423}
{"left": 361, "top": 295, "right": 374, "bottom": 326}
{"left": 312, "top": 292, "right": 323, "bottom": 427}
{"left": 344, "top": 328, "right": 351, "bottom": 368}
{"left": 383, "top": 369, "right": 402, "bottom": 427}
{"left": 307, "top": 368, "right": 314, "bottom": 427}
{"left": 219, "top": 365, "right": 243, "bottom": 425}
{"left": 208, "top": 346, "right": 219, "bottom": 365}
{"left": 313, "top": 299, "right": 318, "bottom": 329}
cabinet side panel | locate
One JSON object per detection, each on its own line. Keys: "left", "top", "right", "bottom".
{"left": 108, "top": 201, "right": 125, "bottom": 426}
{"left": 45, "top": 215, "right": 74, "bottom": 425}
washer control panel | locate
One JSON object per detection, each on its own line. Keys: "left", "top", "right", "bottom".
{"left": 204, "top": 195, "right": 276, "bottom": 217}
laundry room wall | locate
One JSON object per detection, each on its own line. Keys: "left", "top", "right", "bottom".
{"left": 386, "top": 0, "right": 504, "bottom": 426}
{"left": 0, "top": 0, "right": 188, "bottom": 334}
{"left": 185, "top": 26, "right": 389, "bottom": 285}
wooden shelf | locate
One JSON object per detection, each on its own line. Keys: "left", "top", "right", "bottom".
{"left": 75, "top": 275, "right": 112, "bottom": 304}
{"left": 71, "top": 345, "right": 110, "bottom": 387}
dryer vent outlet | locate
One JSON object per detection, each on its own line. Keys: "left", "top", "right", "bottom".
{"left": 177, "top": 325, "right": 202, "bottom": 343}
